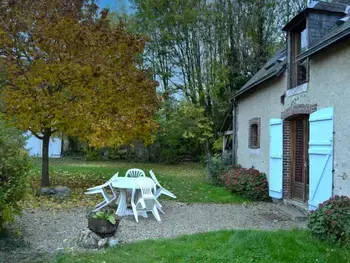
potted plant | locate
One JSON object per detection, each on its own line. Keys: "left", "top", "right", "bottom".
{"left": 87, "top": 209, "right": 120, "bottom": 236}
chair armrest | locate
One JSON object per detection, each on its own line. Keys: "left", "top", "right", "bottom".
{"left": 84, "top": 189, "right": 102, "bottom": 195}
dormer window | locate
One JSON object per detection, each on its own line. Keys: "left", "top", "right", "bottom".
{"left": 290, "top": 20, "right": 309, "bottom": 89}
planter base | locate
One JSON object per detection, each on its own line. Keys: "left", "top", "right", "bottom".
{"left": 88, "top": 217, "right": 119, "bottom": 237}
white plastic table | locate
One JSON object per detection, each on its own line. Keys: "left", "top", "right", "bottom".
{"left": 111, "top": 177, "right": 154, "bottom": 217}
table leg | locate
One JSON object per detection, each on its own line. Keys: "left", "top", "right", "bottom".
{"left": 116, "top": 189, "right": 127, "bottom": 216}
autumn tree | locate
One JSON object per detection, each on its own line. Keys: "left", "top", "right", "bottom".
{"left": 0, "top": 0, "right": 158, "bottom": 186}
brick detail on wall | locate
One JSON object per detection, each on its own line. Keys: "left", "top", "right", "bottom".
{"left": 248, "top": 117, "right": 261, "bottom": 149}
{"left": 283, "top": 120, "right": 292, "bottom": 199}
{"left": 282, "top": 104, "right": 317, "bottom": 199}
{"left": 281, "top": 104, "right": 317, "bottom": 120}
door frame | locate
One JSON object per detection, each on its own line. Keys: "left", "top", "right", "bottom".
{"left": 281, "top": 103, "right": 317, "bottom": 201}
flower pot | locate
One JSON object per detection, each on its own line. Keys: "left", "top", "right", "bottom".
{"left": 88, "top": 216, "right": 120, "bottom": 236}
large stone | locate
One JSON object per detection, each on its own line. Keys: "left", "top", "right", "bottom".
{"left": 38, "top": 186, "right": 71, "bottom": 199}
{"left": 107, "top": 237, "right": 119, "bottom": 247}
{"left": 77, "top": 228, "right": 115, "bottom": 250}
{"left": 77, "top": 229, "right": 99, "bottom": 249}
{"left": 53, "top": 186, "right": 71, "bottom": 198}
{"left": 275, "top": 203, "right": 308, "bottom": 222}
{"left": 97, "top": 239, "right": 108, "bottom": 249}
{"left": 39, "top": 187, "right": 56, "bottom": 196}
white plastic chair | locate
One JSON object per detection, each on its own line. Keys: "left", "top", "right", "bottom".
{"left": 150, "top": 170, "right": 176, "bottom": 199}
{"left": 87, "top": 172, "right": 119, "bottom": 191}
{"left": 131, "top": 177, "right": 162, "bottom": 222}
{"left": 125, "top": 168, "right": 146, "bottom": 178}
{"left": 125, "top": 169, "right": 146, "bottom": 201}
{"left": 85, "top": 172, "right": 119, "bottom": 212}
{"left": 149, "top": 170, "right": 176, "bottom": 214}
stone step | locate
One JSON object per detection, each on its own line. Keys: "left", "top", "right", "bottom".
{"left": 274, "top": 203, "right": 308, "bottom": 222}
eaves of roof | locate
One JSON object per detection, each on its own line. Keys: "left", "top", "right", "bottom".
{"left": 232, "top": 61, "right": 286, "bottom": 100}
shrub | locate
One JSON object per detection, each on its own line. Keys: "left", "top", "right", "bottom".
{"left": 157, "top": 102, "right": 213, "bottom": 163}
{"left": 222, "top": 167, "right": 270, "bottom": 201}
{"left": 85, "top": 147, "right": 103, "bottom": 161}
{"left": 205, "top": 153, "right": 232, "bottom": 185}
{"left": 308, "top": 195, "right": 350, "bottom": 245}
{"left": 0, "top": 115, "right": 31, "bottom": 230}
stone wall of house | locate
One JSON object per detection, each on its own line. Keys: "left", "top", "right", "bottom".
{"left": 283, "top": 38, "right": 350, "bottom": 196}
{"left": 235, "top": 75, "right": 286, "bottom": 176}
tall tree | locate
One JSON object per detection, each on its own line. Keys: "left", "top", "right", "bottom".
{"left": 128, "top": 0, "right": 313, "bottom": 157}
{"left": 0, "top": 0, "right": 158, "bottom": 186}
{"left": 130, "top": 0, "right": 279, "bottom": 127}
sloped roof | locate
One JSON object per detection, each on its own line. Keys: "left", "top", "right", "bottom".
{"left": 283, "top": 1, "right": 348, "bottom": 31}
{"left": 297, "top": 15, "right": 350, "bottom": 61}
{"left": 233, "top": 49, "right": 286, "bottom": 98}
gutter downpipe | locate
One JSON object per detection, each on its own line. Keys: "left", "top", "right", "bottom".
{"left": 230, "top": 97, "right": 237, "bottom": 165}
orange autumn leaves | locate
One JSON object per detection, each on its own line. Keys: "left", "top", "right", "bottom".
{"left": 0, "top": 0, "right": 158, "bottom": 147}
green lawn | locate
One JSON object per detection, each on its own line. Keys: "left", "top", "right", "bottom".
{"left": 28, "top": 158, "right": 246, "bottom": 206}
{"left": 55, "top": 230, "right": 350, "bottom": 263}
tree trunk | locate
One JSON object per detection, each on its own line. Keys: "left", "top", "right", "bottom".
{"left": 41, "top": 128, "right": 51, "bottom": 187}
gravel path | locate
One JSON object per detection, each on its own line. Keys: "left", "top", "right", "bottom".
{"left": 1, "top": 201, "right": 307, "bottom": 262}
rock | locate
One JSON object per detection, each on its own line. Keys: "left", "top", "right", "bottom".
{"left": 107, "top": 237, "right": 119, "bottom": 247}
{"left": 97, "top": 239, "right": 108, "bottom": 249}
{"left": 77, "top": 228, "right": 115, "bottom": 250}
{"left": 53, "top": 186, "right": 71, "bottom": 198}
{"left": 89, "top": 231, "right": 102, "bottom": 242}
{"left": 38, "top": 186, "right": 71, "bottom": 199}
{"left": 77, "top": 229, "right": 99, "bottom": 249}
{"left": 39, "top": 187, "right": 56, "bottom": 196}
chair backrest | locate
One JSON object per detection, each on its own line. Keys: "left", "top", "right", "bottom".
{"left": 149, "top": 170, "right": 161, "bottom": 187}
{"left": 125, "top": 168, "right": 146, "bottom": 178}
{"left": 136, "top": 177, "right": 156, "bottom": 197}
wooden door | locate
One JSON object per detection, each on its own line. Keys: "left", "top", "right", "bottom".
{"left": 291, "top": 115, "right": 309, "bottom": 202}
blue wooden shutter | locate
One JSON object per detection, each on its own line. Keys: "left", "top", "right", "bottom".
{"left": 269, "top": 119, "right": 283, "bottom": 199}
{"left": 309, "top": 107, "right": 334, "bottom": 210}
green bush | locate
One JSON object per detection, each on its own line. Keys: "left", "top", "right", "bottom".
{"left": 308, "top": 195, "right": 350, "bottom": 245}
{"left": 85, "top": 148, "right": 103, "bottom": 161}
{"left": 157, "top": 102, "right": 213, "bottom": 163}
{"left": 222, "top": 166, "right": 270, "bottom": 201}
{"left": 0, "top": 116, "right": 31, "bottom": 230}
{"left": 205, "top": 153, "right": 232, "bottom": 185}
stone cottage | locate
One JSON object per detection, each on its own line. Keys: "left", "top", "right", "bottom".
{"left": 223, "top": 1, "right": 350, "bottom": 210}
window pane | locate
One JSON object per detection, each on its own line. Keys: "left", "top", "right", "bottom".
{"left": 250, "top": 124, "right": 258, "bottom": 147}
{"left": 301, "top": 28, "right": 308, "bottom": 51}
